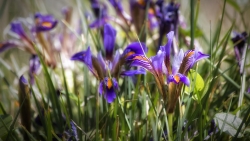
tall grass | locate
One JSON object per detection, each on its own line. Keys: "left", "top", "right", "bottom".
{"left": 0, "top": 0, "right": 250, "bottom": 141}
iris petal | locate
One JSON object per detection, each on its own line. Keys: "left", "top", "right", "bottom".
{"left": 151, "top": 50, "right": 165, "bottom": 74}
{"left": 172, "top": 49, "right": 184, "bottom": 74}
{"left": 164, "top": 31, "right": 174, "bottom": 55}
{"left": 0, "top": 41, "right": 17, "bottom": 53}
{"left": 167, "top": 73, "right": 190, "bottom": 86}
{"left": 129, "top": 55, "right": 153, "bottom": 73}
{"left": 100, "top": 77, "right": 119, "bottom": 103}
{"left": 71, "top": 47, "right": 98, "bottom": 76}
{"left": 99, "top": 81, "right": 104, "bottom": 95}
{"left": 10, "top": 21, "right": 27, "bottom": 39}
{"left": 123, "top": 42, "right": 147, "bottom": 58}
{"left": 105, "top": 88, "right": 116, "bottom": 103}
{"left": 179, "top": 73, "right": 190, "bottom": 86}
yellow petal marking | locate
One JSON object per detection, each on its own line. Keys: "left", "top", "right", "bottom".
{"left": 174, "top": 75, "right": 180, "bottom": 83}
{"left": 107, "top": 78, "right": 113, "bottom": 89}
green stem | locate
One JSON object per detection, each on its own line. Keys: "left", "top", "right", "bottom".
{"left": 167, "top": 113, "right": 173, "bottom": 141}
{"left": 95, "top": 91, "right": 99, "bottom": 141}
{"left": 190, "top": 0, "right": 195, "bottom": 49}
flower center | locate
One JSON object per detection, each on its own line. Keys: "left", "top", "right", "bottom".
{"left": 186, "top": 50, "right": 195, "bottom": 58}
{"left": 42, "top": 22, "right": 53, "bottom": 28}
{"left": 174, "top": 75, "right": 180, "bottom": 83}
{"left": 107, "top": 78, "right": 113, "bottom": 89}
{"left": 133, "top": 56, "right": 148, "bottom": 61}
{"left": 125, "top": 51, "right": 135, "bottom": 58}
{"left": 138, "top": 0, "right": 145, "bottom": 6}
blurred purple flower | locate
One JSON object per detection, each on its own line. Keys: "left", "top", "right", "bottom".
{"left": 156, "top": 1, "right": 180, "bottom": 50}
{"left": 89, "top": 0, "right": 109, "bottom": 28}
{"left": 34, "top": 13, "right": 58, "bottom": 32}
{"left": 2, "top": 21, "right": 36, "bottom": 54}
{"left": 29, "top": 55, "right": 41, "bottom": 85}
{"left": 231, "top": 31, "right": 248, "bottom": 69}
{"left": 130, "top": 0, "right": 156, "bottom": 41}
{"left": 10, "top": 22, "right": 28, "bottom": 39}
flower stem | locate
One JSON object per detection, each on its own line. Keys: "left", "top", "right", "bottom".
{"left": 96, "top": 91, "right": 99, "bottom": 141}
{"left": 167, "top": 113, "right": 174, "bottom": 141}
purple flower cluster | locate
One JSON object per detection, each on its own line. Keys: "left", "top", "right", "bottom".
{"left": 71, "top": 24, "right": 147, "bottom": 103}
{"left": 0, "top": 13, "right": 58, "bottom": 84}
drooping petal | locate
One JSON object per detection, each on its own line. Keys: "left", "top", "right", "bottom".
{"left": 193, "top": 50, "right": 210, "bottom": 64}
{"left": 34, "top": 13, "right": 58, "bottom": 32}
{"left": 0, "top": 41, "right": 17, "bottom": 53}
{"left": 101, "top": 77, "right": 118, "bottom": 103}
{"left": 123, "top": 42, "right": 147, "bottom": 58}
{"left": 167, "top": 73, "right": 189, "bottom": 86}
{"left": 180, "top": 50, "right": 209, "bottom": 73}
{"left": 104, "top": 23, "right": 117, "bottom": 60}
{"left": 179, "top": 73, "right": 190, "bottom": 86}
{"left": 71, "top": 47, "right": 98, "bottom": 77}
{"left": 120, "top": 68, "right": 146, "bottom": 76}
{"left": 105, "top": 88, "right": 116, "bottom": 103}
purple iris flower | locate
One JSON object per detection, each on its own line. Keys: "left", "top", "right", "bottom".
{"left": 71, "top": 23, "right": 146, "bottom": 103}
{"left": 162, "top": 31, "right": 209, "bottom": 86}
{"left": 29, "top": 55, "right": 41, "bottom": 84}
{"left": 127, "top": 31, "right": 209, "bottom": 113}
{"left": 34, "top": 13, "right": 58, "bottom": 32}
{"left": 163, "top": 31, "right": 209, "bottom": 113}
{"left": 99, "top": 77, "right": 119, "bottom": 103}
{"left": 2, "top": 21, "right": 36, "bottom": 54}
